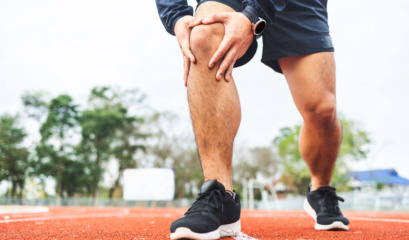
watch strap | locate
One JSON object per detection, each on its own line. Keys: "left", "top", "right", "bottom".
{"left": 241, "top": 6, "right": 259, "bottom": 25}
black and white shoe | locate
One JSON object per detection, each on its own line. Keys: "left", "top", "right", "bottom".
{"left": 304, "top": 185, "right": 350, "bottom": 231}
{"left": 170, "top": 180, "right": 241, "bottom": 239}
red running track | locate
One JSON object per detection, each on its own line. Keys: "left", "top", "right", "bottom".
{"left": 1, "top": 207, "right": 409, "bottom": 239}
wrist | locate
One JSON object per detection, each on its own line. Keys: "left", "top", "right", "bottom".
{"left": 241, "top": 6, "right": 266, "bottom": 36}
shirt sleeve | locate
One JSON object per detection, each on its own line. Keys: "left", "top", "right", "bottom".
{"left": 156, "top": 0, "right": 194, "bottom": 36}
{"left": 242, "top": 0, "right": 289, "bottom": 25}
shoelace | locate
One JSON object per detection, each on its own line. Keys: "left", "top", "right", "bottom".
{"left": 319, "top": 188, "right": 344, "bottom": 215}
{"left": 185, "top": 189, "right": 233, "bottom": 215}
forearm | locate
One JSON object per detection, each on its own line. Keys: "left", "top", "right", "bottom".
{"left": 155, "top": 0, "right": 194, "bottom": 36}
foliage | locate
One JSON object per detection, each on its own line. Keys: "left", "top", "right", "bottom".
{"left": 274, "top": 116, "right": 371, "bottom": 194}
{"left": 141, "top": 112, "right": 203, "bottom": 199}
{"left": 78, "top": 86, "right": 149, "bottom": 202}
{"left": 32, "top": 94, "right": 85, "bottom": 202}
{"left": 0, "top": 114, "right": 29, "bottom": 200}
{"left": 21, "top": 90, "right": 49, "bottom": 121}
{"left": 233, "top": 145, "right": 279, "bottom": 198}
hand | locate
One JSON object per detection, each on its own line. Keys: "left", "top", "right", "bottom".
{"left": 175, "top": 16, "right": 201, "bottom": 86}
{"left": 191, "top": 12, "right": 253, "bottom": 81}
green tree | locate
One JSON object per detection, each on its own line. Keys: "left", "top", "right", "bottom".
{"left": 79, "top": 87, "right": 146, "bottom": 203}
{"left": 274, "top": 116, "right": 370, "bottom": 194}
{"left": 109, "top": 113, "right": 148, "bottom": 199}
{"left": 34, "top": 94, "right": 81, "bottom": 205}
{"left": 21, "top": 90, "right": 49, "bottom": 121}
{"left": 0, "top": 114, "right": 29, "bottom": 201}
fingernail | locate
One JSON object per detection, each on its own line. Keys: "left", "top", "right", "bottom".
{"left": 209, "top": 63, "right": 214, "bottom": 68}
{"left": 226, "top": 74, "right": 230, "bottom": 80}
{"left": 203, "top": 18, "right": 209, "bottom": 22}
{"left": 190, "top": 58, "right": 194, "bottom": 62}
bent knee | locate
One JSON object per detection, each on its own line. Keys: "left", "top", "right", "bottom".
{"left": 300, "top": 95, "right": 337, "bottom": 124}
{"left": 190, "top": 23, "right": 224, "bottom": 57}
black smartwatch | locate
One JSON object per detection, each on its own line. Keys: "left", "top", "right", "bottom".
{"left": 241, "top": 7, "right": 266, "bottom": 36}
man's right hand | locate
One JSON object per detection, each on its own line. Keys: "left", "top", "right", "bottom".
{"left": 174, "top": 16, "right": 198, "bottom": 87}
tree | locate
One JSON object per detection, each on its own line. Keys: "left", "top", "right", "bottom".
{"left": 79, "top": 86, "right": 149, "bottom": 203}
{"left": 0, "top": 114, "right": 29, "bottom": 201}
{"left": 21, "top": 90, "right": 49, "bottom": 121}
{"left": 274, "top": 116, "right": 371, "bottom": 194}
{"left": 33, "top": 94, "right": 82, "bottom": 205}
{"left": 233, "top": 145, "right": 279, "bottom": 198}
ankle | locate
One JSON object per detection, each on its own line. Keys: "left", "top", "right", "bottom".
{"left": 310, "top": 181, "right": 331, "bottom": 191}
{"left": 204, "top": 178, "right": 233, "bottom": 192}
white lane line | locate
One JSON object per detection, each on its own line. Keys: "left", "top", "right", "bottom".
{"left": 0, "top": 206, "right": 49, "bottom": 214}
{"left": 349, "top": 217, "right": 409, "bottom": 223}
{"left": 0, "top": 209, "right": 129, "bottom": 223}
{"left": 244, "top": 212, "right": 409, "bottom": 224}
{"left": 233, "top": 232, "right": 258, "bottom": 240}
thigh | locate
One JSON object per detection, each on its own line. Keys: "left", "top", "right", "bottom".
{"left": 261, "top": 0, "right": 334, "bottom": 73}
{"left": 195, "top": 1, "right": 237, "bottom": 16}
{"left": 278, "top": 52, "right": 336, "bottom": 113}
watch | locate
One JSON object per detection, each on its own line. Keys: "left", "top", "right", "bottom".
{"left": 241, "top": 7, "right": 266, "bottom": 36}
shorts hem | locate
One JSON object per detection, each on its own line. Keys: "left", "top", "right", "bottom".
{"left": 261, "top": 48, "right": 335, "bottom": 74}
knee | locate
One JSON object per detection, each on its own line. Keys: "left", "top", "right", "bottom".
{"left": 300, "top": 95, "right": 337, "bottom": 125}
{"left": 190, "top": 23, "right": 224, "bottom": 58}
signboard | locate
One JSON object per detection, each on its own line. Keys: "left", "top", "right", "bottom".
{"left": 123, "top": 168, "right": 175, "bottom": 201}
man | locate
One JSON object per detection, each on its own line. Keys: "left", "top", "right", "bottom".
{"left": 156, "top": 0, "right": 350, "bottom": 239}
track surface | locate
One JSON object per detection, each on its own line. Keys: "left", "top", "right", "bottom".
{"left": 1, "top": 207, "right": 409, "bottom": 239}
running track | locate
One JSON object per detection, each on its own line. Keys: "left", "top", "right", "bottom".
{"left": 1, "top": 207, "right": 409, "bottom": 239}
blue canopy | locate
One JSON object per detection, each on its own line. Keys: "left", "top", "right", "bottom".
{"left": 348, "top": 169, "right": 409, "bottom": 185}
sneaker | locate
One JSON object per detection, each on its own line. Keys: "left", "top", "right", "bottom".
{"left": 170, "top": 180, "right": 241, "bottom": 239}
{"left": 304, "top": 185, "right": 349, "bottom": 231}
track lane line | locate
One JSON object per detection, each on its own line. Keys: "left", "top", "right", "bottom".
{"left": 349, "top": 216, "right": 409, "bottom": 223}
{"left": 245, "top": 212, "right": 409, "bottom": 224}
{"left": 0, "top": 209, "right": 130, "bottom": 223}
{"left": 233, "top": 232, "right": 258, "bottom": 240}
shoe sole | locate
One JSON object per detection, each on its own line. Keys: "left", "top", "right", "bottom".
{"left": 170, "top": 219, "right": 241, "bottom": 239}
{"left": 303, "top": 199, "right": 349, "bottom": 231}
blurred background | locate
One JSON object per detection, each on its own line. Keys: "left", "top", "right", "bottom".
{"left": 0, "top": 0, "right": 408, "bottom": 211}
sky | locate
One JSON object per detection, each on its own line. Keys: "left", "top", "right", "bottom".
{"left": 0, "top": 0, "right": 408, "bottom": 179}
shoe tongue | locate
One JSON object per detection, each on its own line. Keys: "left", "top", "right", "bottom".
{"left": 200, "top": 180, "right": 225, "bottom": 193}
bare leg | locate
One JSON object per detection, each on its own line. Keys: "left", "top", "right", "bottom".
{"left": 279, "top": 52, "right": 342, "bottom": 191}
{"left": 187, "top": 2, "right": 241, "bottom": 191}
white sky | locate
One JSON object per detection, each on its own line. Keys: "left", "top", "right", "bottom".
{"left": 0, "top": 0, "right": 408, "bottom": 179}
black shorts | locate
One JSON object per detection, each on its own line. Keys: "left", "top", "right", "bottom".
{"left": 197, "top": 0, "right": 334, "bottom": 73}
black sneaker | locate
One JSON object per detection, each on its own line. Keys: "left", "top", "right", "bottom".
{"left": 170, "top": 180, "right": 241, "bottom": 239}
{"left": 304, "top": 185, "right": 349, "bottom": 231}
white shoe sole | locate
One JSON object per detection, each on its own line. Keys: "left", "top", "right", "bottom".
{"left": 170, "top": 219, "right": 241, "bottom": 239}
{"left": 303, "top": 198, "right": 349, "bottom": 231}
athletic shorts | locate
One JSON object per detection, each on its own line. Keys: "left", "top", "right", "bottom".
{"left": 196, "top": 0, "right": 334, "bottom": 73}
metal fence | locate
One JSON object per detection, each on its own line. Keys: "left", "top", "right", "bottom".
{"left": 1, "top": 189, "right": 409, "bottom": 211}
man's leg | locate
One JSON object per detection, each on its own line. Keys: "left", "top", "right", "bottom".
{"left": 279, "top": 52, "right": 349, "bottom": 231}
{"left": 188, "top": 1, "right": 241, "bottom": 192}
{"left": 170, "top": 2, "right": 243, "bottom": 239}
{"left": 278, "top": 52, "right": 341, "bottom": 191}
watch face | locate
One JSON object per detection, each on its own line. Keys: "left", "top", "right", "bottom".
{"left": 255, "top": 21, "right": 266, "bottom": 35}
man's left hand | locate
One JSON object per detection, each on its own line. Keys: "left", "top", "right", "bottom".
{"left": 190, "top": 12, "right": 253, "bottom": 81}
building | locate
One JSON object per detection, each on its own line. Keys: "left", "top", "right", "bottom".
{"left": 348, "top": 169, "right": 409, "bottom": 190}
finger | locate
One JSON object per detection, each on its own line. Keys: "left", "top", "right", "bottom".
{"left": 202, "top": 13, "right": 228, "bottom": 24}
{"left": 188, "top": 18, "right": 203, "bottom": 28}
{"left": 209, "top": 37, "right": 231, "bottom": 68}
{"left": 180, "top": 35, "right": 195, "bottom": 63}
{"left": 183, "top": 56, "right": 190, "bottom": 87}
{"left": 216, "top": 49, "right": 237, "bottom": 81}
{"left": 225, "top": 60, "right": 235, "bottom": 82}
{"left": 182, "top": 47, "right": 195, "bottom": 63}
